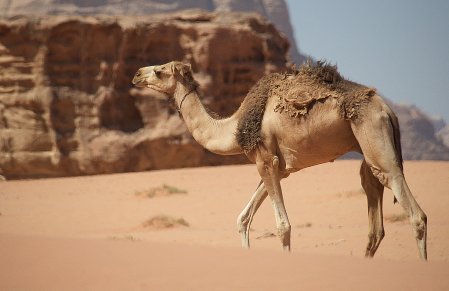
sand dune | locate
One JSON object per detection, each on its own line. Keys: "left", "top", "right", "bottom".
{"left": 1, "top": 160, "right": 448, "bottom": 290}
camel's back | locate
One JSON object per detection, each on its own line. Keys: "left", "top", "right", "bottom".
{"left": 272, "top": 62, "right": 376, "bottom": 119}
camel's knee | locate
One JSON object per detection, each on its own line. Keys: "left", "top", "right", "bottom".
{"left": 369, "top": 166, "right": 391, "bottom": 188}
{"left": 360, "top": 160, "right": 383, "bottom": 193}
{"left": 361, "top": 158, "right": 404, "bottom": 191}
{"left": 256, "top": 154, "right": 280, "bottom": 175}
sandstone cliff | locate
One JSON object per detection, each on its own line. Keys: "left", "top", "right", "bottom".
{"left": 1, "top": 0, "right": 307, "bottom": 65}
{"left": 0, "top": 11, "right": 290, "bottom": 179}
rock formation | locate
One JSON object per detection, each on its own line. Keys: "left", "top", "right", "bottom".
{"left": 0, "top": 11, "right": 290, "bottom": 179}
{"left": 436, "top": 126, "right": 449, "bottom": 149}
{"left": 1, "top": 0, "right": 307, "bottom": 65}
{"left": 388, "top": 102, "right": 449, "bottom": 160}
{"left": 431, "top": 116, "right": 449, "bottom": 148}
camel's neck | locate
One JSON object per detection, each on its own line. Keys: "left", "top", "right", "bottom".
{"left": 174, "top": 84, "right": 243, "bottom": 155}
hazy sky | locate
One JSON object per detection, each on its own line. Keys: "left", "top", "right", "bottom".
{"left": 285, "top": 0, "right": 449, "bottom": 123}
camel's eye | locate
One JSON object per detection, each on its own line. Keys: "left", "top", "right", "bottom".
{"left": 154, "top": 70, "right": 162, "bottom": 78}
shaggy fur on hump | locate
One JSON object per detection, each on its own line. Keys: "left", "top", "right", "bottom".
{"left": 236, "top": 60, "right": 376, "bottom": 153}
{"left": 274, "top": 60, "right": 376, "bottom": 118}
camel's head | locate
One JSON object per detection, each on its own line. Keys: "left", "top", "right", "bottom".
{"left": 132, "top": 61, "right": 197, "bottom": 94}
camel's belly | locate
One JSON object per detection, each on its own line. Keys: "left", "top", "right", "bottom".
{"left": 266, "top": 97, "right": 359, "bottom": 171}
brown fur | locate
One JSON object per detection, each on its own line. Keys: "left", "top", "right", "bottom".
{"left": 236, "top": 60, "right": 377, "bottom": 152}
{"left": 275, "top": 60, "right": 376, "bottom": 119}
{"left": 236, "top": 73, "right": 286, "bottom": 152}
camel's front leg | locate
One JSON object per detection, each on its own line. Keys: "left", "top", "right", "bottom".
{"left": 237, "top": 181, "right": 268, "bottom": 249}
{"left": 256, "top": 153, "right": 291, "bottom": 251}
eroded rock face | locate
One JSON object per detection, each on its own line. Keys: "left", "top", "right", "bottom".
{"left": 1, "top": 0, "right": 307, "bottom": 64}
{"left": 389, "top": 103, "right": 449, "bottom": 160}
{"left": 0, "top": 11, "right": 290, "bottom": 179}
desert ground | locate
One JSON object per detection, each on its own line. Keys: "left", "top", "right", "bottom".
{"left": 1, "top": 160, "right": 448, "bottom": 290}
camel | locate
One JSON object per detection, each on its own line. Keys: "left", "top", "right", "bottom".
{"left": 132, "top": 61, "right": 427, "bottom": 260}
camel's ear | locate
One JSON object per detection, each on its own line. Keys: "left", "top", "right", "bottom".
{"left": 170, "top": 61, "right": 192, "bottom": 77}
{"left": 171, "top": 62, "right": 192, "bottom": 78}
{"left": 170, "top": 61, "right": 198, "bottom": 88}
{"left": 179, "top": 63, "right": 192, "bottom": 78}
{"left": 169, "top": 61, "right": 177, "bottom": 74}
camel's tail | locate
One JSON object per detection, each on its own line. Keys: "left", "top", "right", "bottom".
{"left": 388, "top": 110, "right": 403, "bottom": 203}
{"left": 388, "top": 112, "right": 403, "bottom": 170}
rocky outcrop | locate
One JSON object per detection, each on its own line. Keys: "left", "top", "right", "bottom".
{"left": 431, "top": 116, "right": 449, "bottom": 148}
{"left": 0, "top": 11, "right": 290, "bottom": 179}
{"left": 388, "top": 102, "right": 449, "bottom": 160}
{"left": 1, "top": 0, "right": 307, "bottom": 65}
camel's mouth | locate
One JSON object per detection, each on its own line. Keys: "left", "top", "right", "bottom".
{"left": 147, "top": 84, "right": 164, "bottom": 92}
{"left": 132, "top": 67, "right": 154, "bottom": 88}
{"left": 131, "top": 73, "right": 148, "bottom": 85}
{"left": 132, "top": 80, "right": 167, "bottom": 95}
{"left": 132, "top": 79, "right": 160, "bottom": 92}
{"left": 131, "top": 76, "right": 146, "bottom": 87}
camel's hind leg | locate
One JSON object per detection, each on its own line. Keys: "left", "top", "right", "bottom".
{"left": 351, "top": 101, "right": 427, "bottom": 259}
{"left": 237, "top": 180, "right": 268, "bottom": 248}
{"left": 360, "top": 159, "right": 385, "bottom": 257}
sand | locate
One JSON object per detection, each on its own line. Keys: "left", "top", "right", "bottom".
{"left": 1, "top": 160, "right": 448, "bottom": 290}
